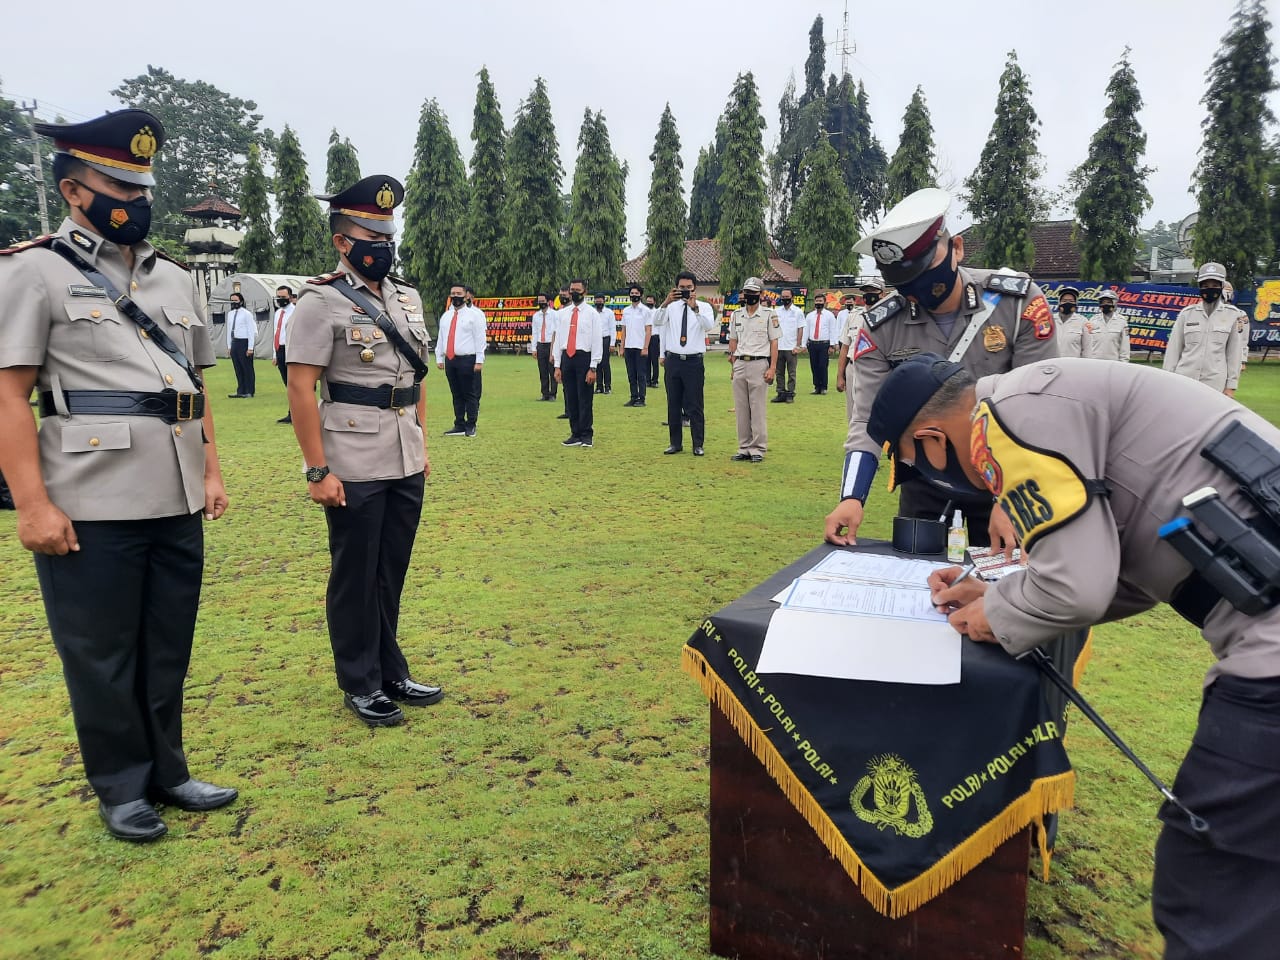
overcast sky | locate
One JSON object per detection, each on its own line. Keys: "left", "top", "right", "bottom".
{"left": 6, "top": 0, "right": 1278, "bottom": 263}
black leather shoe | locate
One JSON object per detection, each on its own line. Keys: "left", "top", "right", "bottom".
{"left": 99, "top": 799, "right": 167, "bottom": 842}
{"left": 751, "top": 454, "right": 764, "bottom": 463}
{"left": 693, "top": 447, "right": 705, "bottom": 457}
{"left": 148, "top": 778, "right": 238, "bottom": 811}
{"left": 556, "top": 412, "right": 570, "bottom": 419}
{"left": 770, "top": 395, "right": 787, "bottom": 403}
{"left": 277, "top": 415, "right": 292, "bottom": 423}
{"left": 731, "top": 452, "right": 751, "bottom": 461}
{"left": 386, "top": 677, "right": 445, "bottom": 706}
{"left": 663, "top": 446, "right": 683, "bottom": 455}
{"left": 344, "top": 691, "right": 404, "bottom": 727}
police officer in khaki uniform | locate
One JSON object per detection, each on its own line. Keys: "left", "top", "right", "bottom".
{"left": 836, "top": 277, "right": 888, "bottom": 422}
{"left": 872, "top": 354, "right": 1280, "bottom": 960}
{"left": 726, "top": 277, "right": 779, "bottom": 462}
{"left": 286, "top": 175, "right": 443, "bottom": 728}
{"left": 1163, "top": 262, "right": 1242, "bottom": 398}
{"left": 0, "top": 110, "right": 236, "bottom": 842}
{"left": 824, "top": 187, "right": 1059, "bottom": 551}
{"left": 1224, "top": 281, "right": 1250, "bottom": 377}
{"left": 1082, "top": 288, "right": 1131, "bottom": 362}
{"left": 1054, "top": 285, "right": 1085, "bottom": 357}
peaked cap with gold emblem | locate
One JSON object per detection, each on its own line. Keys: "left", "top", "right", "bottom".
{"left": 35, "top": 109, "right": 166, "bottom": 186}
{"left": 317, "top": 174, "right": 404, "bottom": 235}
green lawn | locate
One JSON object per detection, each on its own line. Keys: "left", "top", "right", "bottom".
{"left": 2, "top": 354, "right": 1277, "bottom": 959}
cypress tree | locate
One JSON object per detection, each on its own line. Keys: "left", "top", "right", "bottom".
{"left": 324, "top": 129, "right": 361, "bottom": 194}
{"left": 1266, "top": 136, "right": 1280, "bottom": 273}
{"left": 885, "top": 87, "right": 938, "bottom": 207}
{"left": 401, "top": 99, "right": 468, "bottom": 324}
{"left": 275, "top": 126, "right": 331, "bottom": 276}
{"left": 826, "top": 77, "right": 887, "bottom": 224}
{"left": 504, "top": 77, "right": 563, "bottom": 294}
{"left": 801, "top": 16, "right": 825, "bottom": 107}
{"left": 716, "top": 72, "right": 769, "bottom": 293}
{"left": 1074, "top": 49, "right": 1153, "bottom": 280}
{"left": 641, "top": 104, "right": 687, "bottom": 296}
{"left": 962, "top": 51, "right": 1045, "bottom": 272}
{"left": 687, "top": 137, "right": 724, "bottom": 240}
{"left": 768, "top": 75, "right": 801, "bottom": 260}
{"left": 793, "top": 139, "right": 858, "bottom": 288}
{"left": 463, "top": 67, "right": 509, "bottom": 294}
{"left": 566, "top": 110, "right": 626, "bottom": 290}
{"left": 236, "top": 141, "right": 277, "bottom": 274}
{"left": 1192, "top": 0, "right": 1277, "bottom": 287}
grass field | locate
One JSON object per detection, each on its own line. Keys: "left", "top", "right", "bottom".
{"left": 2, "top": 353, "right": 1276, "bottom": 959}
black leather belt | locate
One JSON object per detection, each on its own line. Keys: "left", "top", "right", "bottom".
{"left": 40, "top": 389, "right": 204, "bottom": 423}
{"left": 666, "top": 352, "right": 704, "bottom": 361}
{"left": 327, "top": 381, "right": 420, "bottom": 409}
{"left": 737, "top": 355, "right": 768, "bottom": 361}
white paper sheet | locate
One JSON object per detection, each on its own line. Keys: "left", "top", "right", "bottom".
{"left": 807, "top": 551, "right": 953, "bottom": 587}
{"left": 781, "top": 577, "right": 946, "bottom": 622}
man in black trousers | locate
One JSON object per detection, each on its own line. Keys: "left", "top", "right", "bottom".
{"left": 654, "top": 271, "right": 717, "bottom": 456}
{"left": 270, "top": 285, "right": 294, "bottom": 423}
{"left": 552, "top": 278, "right": 602, "bottom": 448}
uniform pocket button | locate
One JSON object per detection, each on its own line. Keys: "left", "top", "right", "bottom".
{"left": 89, "top": 437, "right": 100, "bottom": 447}
{"left": 347, "top": 419, "right": 356, "bottom": 427}
{"left": 174, "top": 426, "right": 183, "bottom": 437}
{"left": 164, "top": 374, "right": 174, "bottom": 385}
{"left": 397, "top": 409, "right": 405, "bottom": 417}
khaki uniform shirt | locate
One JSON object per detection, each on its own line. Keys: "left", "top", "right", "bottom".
{"left": 287, "top": 265, "right": 429, "bottom": 482}
{"left": 974, "top": 358, "right": 1280, "bottom": 685}
{"left": 1081, "top": 313, "right": 1131, "bottom": 363}
{"left": 844, "top": 266, "right": 1060, "bottom": 456}
{"left": 0, "top": 218, "right": 213, "bottom": 521}
{"left": 838, "top": 306, "right": 866, "bottom": 349}
{"left": 1055, "top": 314, "right": 1086, "bottom": 357}
{"left": 1163, "top": 300, "right": 1242, "bottom": 392}
{"left": 729, "top": 306, "right": 780, "bottom": 356}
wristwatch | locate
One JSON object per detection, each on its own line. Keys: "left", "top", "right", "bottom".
{"left": 305, "top": 465, "right": 330, "bottom": 483}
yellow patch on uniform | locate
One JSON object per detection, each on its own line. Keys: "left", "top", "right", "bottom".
{"left": 982, "top": 325, "right": 1006, "bottom": 352}
{"left": 970, "top": 399, "right": 1093, "bottom": 551}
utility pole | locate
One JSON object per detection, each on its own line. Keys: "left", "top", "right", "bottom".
{"left": 19, "top": 100, "right": 50, "bottom": 234}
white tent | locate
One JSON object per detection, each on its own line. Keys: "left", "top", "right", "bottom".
{"left": 207, "top": 273, "right": 310, "bottom": 359}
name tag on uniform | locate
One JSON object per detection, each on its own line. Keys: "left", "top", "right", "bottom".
{"left": 350, "top": 315, "right": 374, "bottom": 324}
{"left": 68, "top": 284, "right": 107, "bottom": 298}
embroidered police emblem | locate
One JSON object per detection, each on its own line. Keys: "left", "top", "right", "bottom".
{"left": 375, "top": 183, "right": 396, "bottom": 210}
{"left": 851, "top": 753, "right": 933, "bottom": 838}
{"left": 130, "top": 126, "right": 159, "bottom": 160}
{"left": 871, "top": 238, "right": 905, "bottom": 265}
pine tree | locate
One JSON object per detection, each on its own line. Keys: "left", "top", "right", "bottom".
{"left": 768, "top": 75, "right": 801, "bottom": 260}
{"left": 716, "top": 72, "right": 769, "bottom": 293}
{"left": 885, "top": 87, "right": 937, "bottom": 207}
{"left": 1192, "top": 0, "right": 1277, "bottom": 287}
{"left": 642, "top": 104, "right": 687, "bottom": 296}
{"left": 687, "top": 137, "right": 724, "bottom": 240}
{"left": 962, "top": 51, "right": 1045, "bottom": 272}
{"left": 275, "top": 126, "right": 331, "bottom": 276}
{"left": 504, "top": 78, "right": 563, "bottom": 294}
{"left": 801, "top": 16, "right": 825, "bottom": 107}
{"left": 400, "top": 99, "right": 468, "bottom": 322}
{"left": 566, "top": 110, "right": 627, "bottom": 290}
{"left": 1073, "top": 49, "right": 1152, "bottom": 280}
{"left": 793, "top": 139, "right": 858, "bottom": 287}
{"left": 1266, "top": 136, "right": 1280, "bottom": 273}
{"left": 463, "top": 67, "right": 509, "bottom": 294}
{"left": 825, "top": 77, "right": 887, "bottom": 224}
{"left": 324, "top": 130, "right": 361, "bottom": 194}
{"left": 236, "top": 142, "right": 277, "bottom": 273}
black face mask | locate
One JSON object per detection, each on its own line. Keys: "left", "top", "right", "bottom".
{"left": 343, "top": 236, "right": 395, "bottom": 282}
{"left": 1201, "top": 287, "right": 1222, "bottom": 303}
{"left": 910, "top": 435, "right": 988, "bottom": 498}
{"left": 1059, "top": 302, "right": 1076, "bottom": 316}
{"left": 230, "top": 300, "right": 244, "bottom": 311}
{"left": 743, "top": 294, "right": 760, "bottom": 305}
{"left": 780, "top": 299, "right": 793, "bottom": 308}
{"left": 276, "top": 297, "right": 290, "bottom": 308}
{"left": 450, "top": 295, "right": 465, "bottom": 308}
{"left": 536, "top": 302, "right": 548, "bottom": 311}
{"left": 864, "top": 292, "right": 881, "bottom": 307}
{"left": 630, "top": 295, "right": 641, "bottom": 303}
{"left": 1100, "top": 304, "right": 1115, "bottom": 315}
{"left": 900, "top": 246, "right": 960, "bottom": 311}
{"left": 570, "top": 291, "right": 584, "bottom": 304}
{"left": 77, "top": 185, "right": 152, "bottom": 246}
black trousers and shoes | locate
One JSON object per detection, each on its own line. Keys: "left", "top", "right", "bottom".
{"left": 536, "top": 341, "right": 556, "bottom": 399}
{"left": 597, "top": 339, "right": 613, "bottom": 393}
{"left": 624, "top": 348, "right": 647, "bottom": 405}
{"left": 276, "top": 345, "right": 291, "bottom": 422}
{"left": 560, "top": 350, "right": 596, "bottom": 444}
{"left": 807, "top": 340, "right": 830, "bottom": 394}
{"left": 664, "top": 353, "right": 705, "bottom": 451}
{"left": 229, "top": 337, "right": 255, "bottom": 396}
{"left": 444, "top": 353, "right": 480, "bottom": 432}
{"left": 647, "top": 334, "right": 661, "bottom": 385}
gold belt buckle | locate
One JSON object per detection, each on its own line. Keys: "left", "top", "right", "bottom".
{"left": 389, "top": 387, "right": 404, "bottom": 410}
{"left": 175, "top": 392, "right": 197, "bottom": 421}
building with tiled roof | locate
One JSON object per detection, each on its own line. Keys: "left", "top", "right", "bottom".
{"left": 182, "top": 195, "right": 243, "bottom": 221}
{"left": 958, "top": 220, "right": 1150, "bottom": 281}
{"left": 622, "top": 238, "right": 801, "bottom": 299}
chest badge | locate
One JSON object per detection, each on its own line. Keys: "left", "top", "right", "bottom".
{"left": 360, "top": 347, "right": 376, "bottom": 363}
{"left": 983, "top": 325, "right": 1007, "bottom": 352}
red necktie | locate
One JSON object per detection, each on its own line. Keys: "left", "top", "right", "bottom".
{"left": 273, "top": 309, "right": 285, "bottom": 351}
{"left": 540, "top": 313, "right": 547, "bottom": 342}
{"left": 567, "top": 307, "right": 579, "bottom": 358}
{"left": 446, "top": 308, "right": 459, "bottom": 360}
{"left": 813, "top": 311, "right": 820, "bottom": 340}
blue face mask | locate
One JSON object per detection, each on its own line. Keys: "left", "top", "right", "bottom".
{"left": 899, "top": 245, "right": 959, "bottom": 311}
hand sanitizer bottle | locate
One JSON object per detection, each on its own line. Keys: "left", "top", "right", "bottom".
{"left": 947, "top": 510, "right": 967, "bottom": 562}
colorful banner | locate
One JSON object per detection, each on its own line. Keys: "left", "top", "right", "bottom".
{"left": 1039, "top": 281, "right": 1200, "bottom": 353}
{"left": 1250, "top": 279, "right": 1280, "bottom": 353}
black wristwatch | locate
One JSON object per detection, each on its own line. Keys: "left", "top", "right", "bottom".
{"left": 305, "top": 465, "right": 330, "bottom": 484}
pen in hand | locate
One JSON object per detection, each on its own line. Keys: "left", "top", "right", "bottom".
{"left": 933, "top": 562, "right": 979, "bottom": 612}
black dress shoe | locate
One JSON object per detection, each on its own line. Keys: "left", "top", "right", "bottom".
{"left": 386, "top": 677, "right": 445, "bottom": 706}
{"left": 770, "top": 395, "right": 787, "bottom": 403}
{"left": 693, "top": 447, "right": 705, "bottom": 457}
{"left": 623, "top": 399, "right": 636, "bottom": 407}
{"left": 663, "top": 446, "right": 683, "bottom": 455}
{"left": 732, "top": 452, "right": 751, "bottom": 461}
{"left": 277, "top": 415, "right": 292, "bottom": 424}
{"left": 344, "top": 691, "right": 404, "bottom": 727}
{"left": 99, "top": 799, "right": 166, "bottom": 842}
{"left": 148, "top": 778, "right": 239, "bottom": 811}
{"left": 751, "top": 454, "right": 764, "bottom": 463}
{"left": 228, "top": 393, "right": 245, "bottom": 399}
{"left": 556, "top": 412, "right": 570, "bottom": 419}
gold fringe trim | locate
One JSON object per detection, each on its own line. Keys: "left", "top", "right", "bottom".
{"left": 1073, "top": 629, "right": 1094, "bottom": 688}
{"left": 682, "top": 645, "right": 1077, "bottom": 918}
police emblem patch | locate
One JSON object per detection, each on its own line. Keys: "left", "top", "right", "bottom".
{"left": 375, "top": 183, "right": 396, "bottom": 210}
{"left": 1022, "top": 295, "right": 1054, "bottom": 340}
{"left": 983, "top": 326, "right": 1007, "bottom": 352}
{"left": 851, "top": 754, "right": 933, "bottom": 838}
{"left": 852, "top": 328, "right": 878, "bottom": 360}
{"left": 872, "top": 238, "right": 905, "bottom": 265}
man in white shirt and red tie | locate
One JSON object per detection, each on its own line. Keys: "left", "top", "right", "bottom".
{"left": 435, "top": 283, "right": 486, "bottom": 438}
{"left": 552, "top": 278, "right": 602, "bottom": 448}
{"left": 805, "top": 292, "right": 837, "bottom": 394}
{"left": 270, "top": 284, "right": 294, "bottom": 423}
{"left": 529, "top": 292, "right": 557, "bottom": 401}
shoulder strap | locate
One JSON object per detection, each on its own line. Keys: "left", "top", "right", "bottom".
{"left": 326, "top": 279, "right": 430, "bottom": 383}
{"left": 947, "top": 293, "right": 1002, "bottom": 364}
{"left": 49, "top": 238, "right": 203, "bottom": 391}
{"left": 0, "top": 235, "right": 55, "bottom": 257}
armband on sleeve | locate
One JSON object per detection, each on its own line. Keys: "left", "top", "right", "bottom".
{"left": 841, "top": 450, "right": 879, "bottom": 503}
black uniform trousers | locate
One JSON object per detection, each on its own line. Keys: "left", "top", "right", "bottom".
{"left": 561, "top": 349, "right": 595, "bottom": 442}
{"left": 897, "top": 479, "right": 994, "bottom": 547}
{"left": 807, "top": 340, "right": 830, "bottom": 392}
{"left": 231, "top": 337, "right": 255, "bottom": 396}
{"left": 535, "top": 341, "right": 556, "bottom": 399}
{"left": 776, "top": 348, "right": 797, "bottom": 399}
{"left": 1153, "top": 674, "right": 1280, "bottom": 959}
{"left": 596, "top": 338, "right": 612, "bottom": 392}
{"left": 647, "top": 334, "right": 661, "bottom": 385}
{"left": 275, "top": 345, "right": 288, "bottom": 386}
{"left": 624, "top": 348, "right": 647, "bottom": 402}
{"left": 323, "top": 472, "right": 423, "bottom": 696}
{"left": 34, "top": 513, "right": 203, "bottom": 805}
{"left": 443, "top": 353, "right": 480, "bottom": 429}
{"left": 665, "top": 352, "right": 706, "bottom": 448}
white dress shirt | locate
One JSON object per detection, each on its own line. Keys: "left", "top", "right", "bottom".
{"left": 435, "top": 305, "right": 488, "bottom": 362}
{"left": 621, "top": 303, "right": 653, "bottom": 349}
{"left": 596, "top": 305, "right": 617, "bottom": 346}
{"left": 551, "top": 302, "right": 603, "bottom": 368}
{"left": 226, "top": 306, "right": 256, "bottom": 350}
{"left": 529, "top": 306, "right": 555, "bottom": 353}
{"left": 805, "top": 308, "right": 837, "bottom": 342}
{"left": 272, "top": 303, "right": 294, "bottom": 349}
{"left": 774, "top": 304, "right": 804, "bottom": 350}
{"left": 655, "top": 299, "right": 717, "bottom": 355}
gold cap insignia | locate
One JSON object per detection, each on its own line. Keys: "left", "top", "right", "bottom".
{"left": 130, "top": 126, "right": 158, "bottom": 160}
{"left": 375, "top": 183, "right": 395, "bottom": 210}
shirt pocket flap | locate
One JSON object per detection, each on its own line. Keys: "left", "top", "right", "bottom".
{"left": 162, "top": 305, "right": 202, "bottom": 329}
{"left": 323, "top": 406, "right": 380, "bottom": 433}
{"left": 61, "top": 421, "right": 131, "bottom": 453}
{"left": 63, "top": 301, "right": 121, "bottom": 325}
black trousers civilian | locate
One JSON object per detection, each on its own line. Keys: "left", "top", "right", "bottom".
{"left": 897, "top": 479, "right": 993, "bottom": 547}
{"left": 275, "top": 345, "right": 288, "bottom": 386}
{"left": 597, "top": 338, "right": 612, "bottom": 392}
{"left": 231, "top": 337, "right": 255, "bottom": 396}
{"left": 443, "top": 353, "right": 480, "bottom": 429}
{"left": 775, "top": 348, "right": 797, "bottom": 398}
{"left": 323, "top": 472, "right": 423, "bottom": 696}
{"left": 624, "top": 348, "right": 647, "bottom": 402}
{"left": 536, "top": 341, "right": 556, "bottom": 399}
{"left": 665, "top": 352, "right": 705, "bottom": 448}
{"left": 561, "top": 349, "right": 594, "bottom": 442}
{"left": 807, "top": 340, "right": 830, "bottom": 392}
{"left": 34, "top": 513, "right": 203, "bottom": 805}
{"left": 647, "top": 334, "right": 661, "bottom": 384}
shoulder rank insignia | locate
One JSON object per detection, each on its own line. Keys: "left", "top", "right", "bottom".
{"left": 0, "top": 234, "right": 55, "bottom": 257}
{"left": 388, "top": 272, "right": 417, "bottom": 289}
{"left": 153, "top": 249, "right": 190, "bottom": 271}
{"left": 308, "top": 270, "right": 345, "bottom": 286}
{"left": 862, "top": 293, "right": 907, "bottom": 330}
{"left": 986, "top": 271, "right": 1031, "bottom": 297}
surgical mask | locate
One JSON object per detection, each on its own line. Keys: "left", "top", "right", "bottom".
{"left": 76, "top": 184, "right": 152, "bottom": 246}
{"left": 1201, "top": 287, "right": 1222, "bottom": 303}
{"left": 343, "top": 236, "right": 395, "bottom": 282}
{"left": 743, "top": 294, "right": 760, "bottom": 305}
{"left": 910, "top": 435, "right": 988, "bottom": 498}
{"left": 276, "top": 297, "right": 290, "bottom": 308}
{"left": 864, "top": 292, "right": 880, "bottom": 307}
{"left": 1059, "top": 302, "right": 1076, "bottom": 316}
{"left": 630, "top": 295, "right": 641, "bottom": 303}
{"left": 450, "top": 295, "right": 465, "bottom": 308}
{"left": 899, "top": 246, "right": 960, "bottom": 311}
{"left": 570, "top": 291, "right": 584, "bottom": 304}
